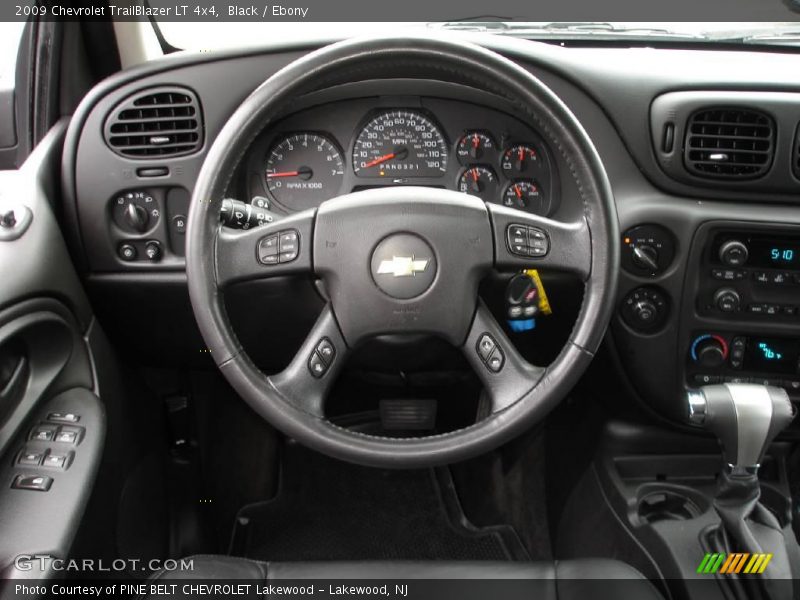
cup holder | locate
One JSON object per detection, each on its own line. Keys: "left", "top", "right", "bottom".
{"left": 637, "top": 484, "right": 711, "bottom": 524}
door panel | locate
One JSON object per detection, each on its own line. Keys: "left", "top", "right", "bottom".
{"left": 0, "top": 121, "right": 104, "bottom": 582}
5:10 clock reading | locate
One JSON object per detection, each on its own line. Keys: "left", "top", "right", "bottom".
{"left": 771, "top": 247, "right": 796, "bottom": 262}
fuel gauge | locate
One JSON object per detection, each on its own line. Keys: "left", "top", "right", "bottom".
{"left": 456, "top": 131, "right": 496, "bottom": 165}
{"left": 457, "top": 166, "right": 499, "bottom": 203}
{"left": 503, "top": 180, "right": 548, "bottom": 215}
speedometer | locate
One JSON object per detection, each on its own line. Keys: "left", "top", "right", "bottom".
{"left": 352, "top": 110, "right": 448, "bottom": 178}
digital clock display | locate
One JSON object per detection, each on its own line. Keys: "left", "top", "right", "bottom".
{"left": 747, "top": 239, "right": 800, "bottom": 268}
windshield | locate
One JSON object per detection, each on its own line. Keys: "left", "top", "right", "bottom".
{"left": 157, "top": 22, "right": 800, "bottom": 52}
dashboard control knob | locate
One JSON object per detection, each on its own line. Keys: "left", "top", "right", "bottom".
{"left": 713, "top": 287, "right": 741, "bottom": 313}
{"left": 719, "top": 240, "right": 748, "bottom": 267}
{"left": 620, "top": 286, "right": 669, "bottom": 332}
{"left": 119, "top": 244, "right": 137, "bottom": 261}
{"left": 691, "top": 334, "right": 728, "bottom": 368}
{"left": 631, "top": 244, "right": 660, "bottom": 272}
{"left": 145, "top": 241, "right": 162, "bottom": 262}
{"left": 632, "top": 299, "right": 658, "bottom": 324}
{"left": 124, "top": 202, "right": 149, "bottom": 232}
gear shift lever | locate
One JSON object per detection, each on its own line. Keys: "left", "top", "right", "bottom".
{"left": 687, "top": 384, "right": 795, "bottom": 598}
{"left": 688, "top": 383, "right": 794, "bottom": 475}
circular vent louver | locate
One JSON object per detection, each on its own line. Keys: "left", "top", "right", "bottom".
{"left": 104, "top": 86, "right": 203, "bottom": 158}
{"left": 684, "top": 107, "right": 775, "bottom": 180}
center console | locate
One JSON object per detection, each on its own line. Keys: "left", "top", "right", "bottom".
{"left": 681, "top": 222, "right": 800, "bottom": 409}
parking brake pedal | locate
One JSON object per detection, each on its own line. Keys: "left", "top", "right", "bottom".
{"left": 379, "top": 399, "right": 437, "bottom": 430}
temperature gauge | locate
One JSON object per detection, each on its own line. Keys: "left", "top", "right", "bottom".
{"left": 457, "top": 166, "right": 499, "bottom": 202}
{"left": 503, "top": 180, "right": 547, "bottom": 215}
{"left": 501, "top": 144, "right": 540, "bottom": 176}
{"left": 456, "top": 131, "right": 496, "bottom": 165}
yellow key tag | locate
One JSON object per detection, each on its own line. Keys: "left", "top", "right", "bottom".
{"left": 524, "top": 269, "right": 552, "bottom": 315}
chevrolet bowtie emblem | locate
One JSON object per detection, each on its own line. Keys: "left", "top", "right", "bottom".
{"left": 377, "top": 255, "right": 430, "bottom": 277}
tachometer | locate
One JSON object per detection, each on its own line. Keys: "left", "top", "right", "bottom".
{"left": 353, "top": 110, "right": 448, "bottom": 178}
{"left": 266, "top": 133, "right": 344, "bottom": 210}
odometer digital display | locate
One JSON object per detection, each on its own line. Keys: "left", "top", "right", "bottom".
{"left": 353, "top": 110, "right": 448, "bottom": 178}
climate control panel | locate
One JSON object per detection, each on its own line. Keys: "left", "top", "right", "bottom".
{"left": 686, "top": 332, "right": 800, "bottom": 398}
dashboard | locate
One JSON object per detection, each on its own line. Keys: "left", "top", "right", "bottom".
{"left": 244, "top": 98, "right": 557, "bottom": 216}
{"left": 62, "top": 36, "right": 800, "bottom": 429}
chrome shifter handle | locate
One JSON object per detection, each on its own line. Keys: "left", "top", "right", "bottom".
{"left": 686, "top": 383, "right": 794, "bottom": 475}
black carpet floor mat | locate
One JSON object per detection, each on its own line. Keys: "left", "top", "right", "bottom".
{"left": 230, "top": 443, "right": 528, "bottom": 562}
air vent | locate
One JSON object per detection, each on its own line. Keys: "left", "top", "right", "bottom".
{"left": 104, "top": 87, "right": 203, "bottom": 158}
{"left": 684, "top": 108, "right": 774, "bottom": 179}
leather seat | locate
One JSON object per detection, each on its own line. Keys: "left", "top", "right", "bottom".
{"left": 145, "top": 555, "right": 663, "bottom": 600}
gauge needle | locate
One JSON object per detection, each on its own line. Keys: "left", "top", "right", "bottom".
{"left": 267, "top": 166, "right": 313, "bottom": 180}
{"left": 363, "top": 147, "right": 408, "bottom": 168}
{"left": 469, "top": 168, "right": 482, "bottom": 192}
{"left": 514, "top": 184, "right": 522, "bottom": 199}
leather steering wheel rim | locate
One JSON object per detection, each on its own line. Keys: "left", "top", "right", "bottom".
{"left": 186, "top": 34, "right": 619, "bottom": 468}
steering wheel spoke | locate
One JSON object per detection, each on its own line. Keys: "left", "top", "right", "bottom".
{"left": 267, "top": 304, "right": 347, "bottom": 418}
{"left": 488, "top": 204, "right": 591, "bottom": 280}
{"left": 215, "top": 208, "right": 315, "bottom": 287}
{"left": 463, "top": 301, "right": 545, "bottom": 414}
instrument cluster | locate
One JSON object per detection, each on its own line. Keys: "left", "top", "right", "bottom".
{"left": 247, "top": 99, "right": 558, "bottom": 217}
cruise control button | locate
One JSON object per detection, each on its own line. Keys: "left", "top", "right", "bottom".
{"left": 12, "top": 475, "right": 52, "bottom": 492}
{"left": 279, "top": 251, "right": 298, "bottom": 264}
{"left": 508, "top": 226, "right": 527, "bottom": 247}
{"left": 477, "top": 334, "right": 496, "bottom": 362}
{"left": 279, "top": 230, "right": 299, "bottom": 254}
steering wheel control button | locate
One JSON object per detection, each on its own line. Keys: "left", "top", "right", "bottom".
{"left": 308, "top": 338, "right": 336, "bottom": 378}
{"left": 486, "top": 348, "right": 505, "bottom": 373}
{"left": 258, "top": 235, "right": 279, "bottom": 260}
{"left": 477, "top": 334, "right": 496, "bottom": 361}
{"left": 316, "top": 338, "right": 336, "bottom": 364}
{"left": 308, "top": 353, "right": 328, "bottom": 378}
{"left": 279, "top": 230, "right": 299, "bottom": 263}
{"left": 11, "top": 474, "right": 53, "bottom": 492}
{"left": 29, "top": 425, "right": 57, "bottom": 442}
{"left": 17, "top": 450, "right": 44, "bottom": 466}
{"left": 506, "top": 224, "right": 549, "bottom": 258}
{"left": 259, "top": 229, "right": 299, "bottom": 265}
{"left": 371, "top": 234, "right": 437, "bottom": 300}
{"left": 476, "top": 333, "right": 504, "bottom": 372}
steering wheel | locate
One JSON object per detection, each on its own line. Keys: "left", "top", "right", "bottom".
{"left": 186, "top": 35, "right": 618, "bottom": 468}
